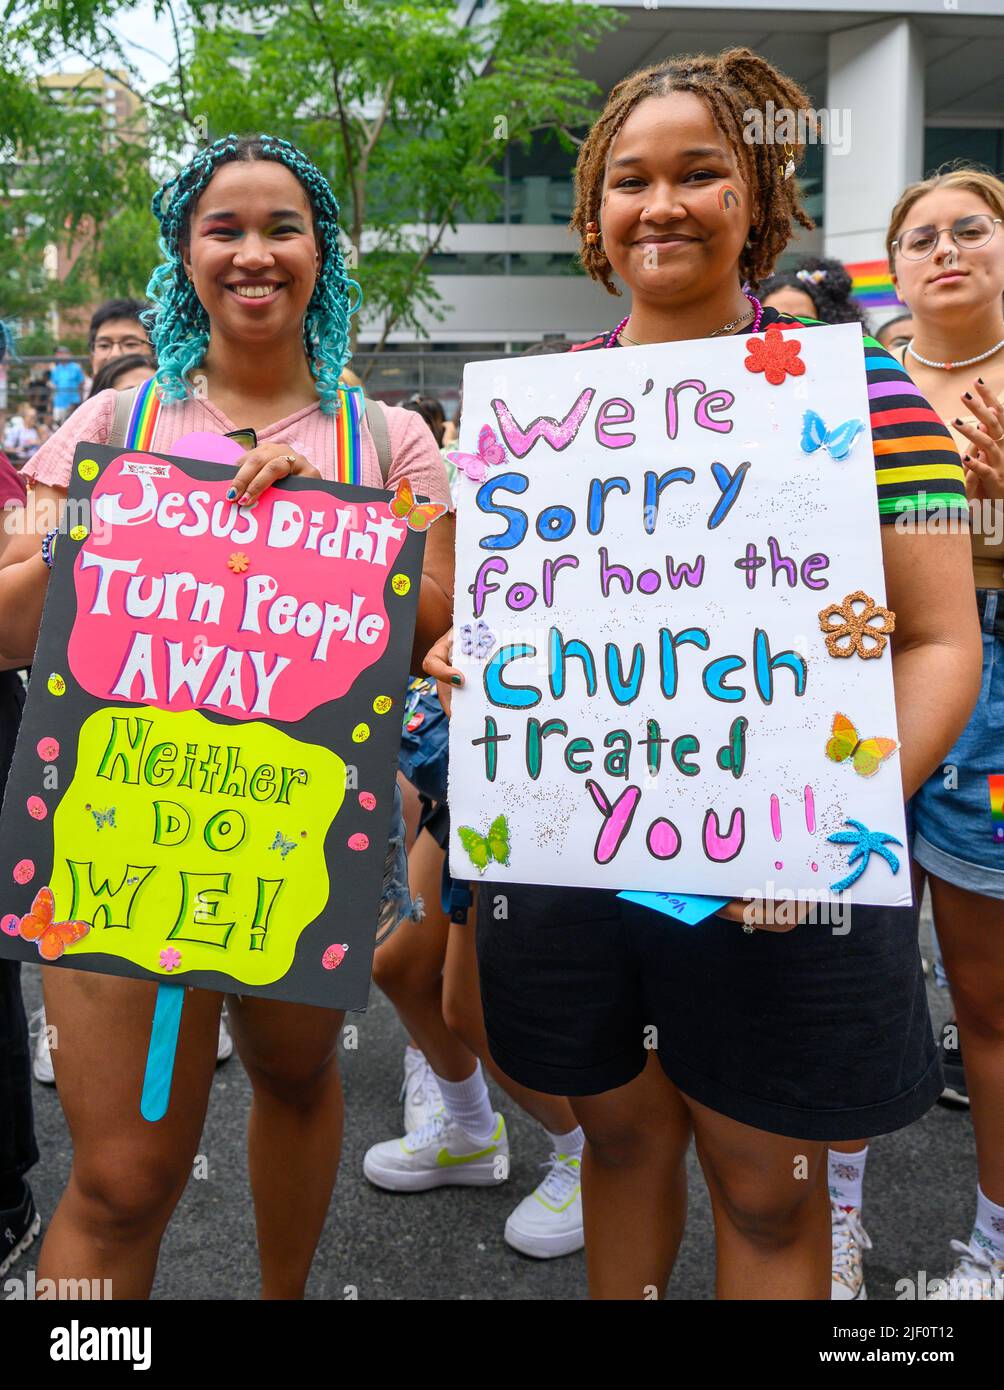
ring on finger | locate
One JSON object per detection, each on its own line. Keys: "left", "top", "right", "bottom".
{"left": 283, "top": 452, "right": 296, "bottom": 465}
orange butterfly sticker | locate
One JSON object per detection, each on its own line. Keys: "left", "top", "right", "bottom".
{"left": 825, "top": 712, "right": 899, "bottom": 778}
{"left": 389, "top": 478, "right": 448, "bottom": 533}
{"left": 16, "top": 886, "right": 90, "bottom": 961}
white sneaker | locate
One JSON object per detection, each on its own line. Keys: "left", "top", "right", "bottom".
{"left": 924, "top": 1238, "right": 1004, "bottom": 1300}
{"left": 363, "top": 1111, "right": 508, "bottom": 1192}
{"left": 29, "top": 1007, "right": 55, "bottom": 1086}
{"left": 831, "top": 1204, "right": 871, "bottom": 1300}
{"left": 216, "top": 1010, "right": 233, "bottom": 1065}
{"left": 504, "top": 1152, "right": 584, "bottom": 1259}
{"left": 400, "top": 1048, "right": 442, "bottom": 1132}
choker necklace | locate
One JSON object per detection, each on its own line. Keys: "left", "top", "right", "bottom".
{"left": 906, "top": 336, "right": 1004, "bottom": 370}
{"left": 606, "top": 292, "right": 763, "bottom": 349}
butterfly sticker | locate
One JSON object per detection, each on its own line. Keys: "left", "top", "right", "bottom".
{"left": 389, "top": 478, "right": 448, "bottom": 532}
{"left": 458, "top": 814, "right": 511, "bottom": 875}
{"left": 800, "top": 410, "right": 866, "bottom": 462}
{"left": 269, "top": 831, "right": 297, "bottom": 859}
{"left": 460, "top": 620, "right": 496, "bottom": 660}
{"left": 90, "top": 806, "right": 116, "bottom": 830}
{"left": 825, "top": 712, "right": 899, "bottom": 778}
{"left": 16, "top": 886, "right": 90, "bottom": 961}
{"left": 446, "top": 425, "right": 507, "bottom": 484}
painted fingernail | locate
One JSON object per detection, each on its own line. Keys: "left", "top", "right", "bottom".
{"left": 978, "top": 377, "right": 985, "bottom": 384}
{"left": 451, "top": 674, "right": 463, "bottom": 686}
{"left": 226, "top": 487, "right": 237, "bottom": 500}
{"left": 238, "top": 493, "right": 253, "bottom": 507}
{"left": 954, "top": 418, "right": 963, "bottom": 426}
{"left": 964, "top": 392, "right": 973, "bottom": 400}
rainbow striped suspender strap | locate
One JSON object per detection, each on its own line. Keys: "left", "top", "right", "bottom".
{"left": 125, "top": 377, "right": 164, "bottom": 449}
{"left": 334, "top": 383, "right": 365, "bottom": 485}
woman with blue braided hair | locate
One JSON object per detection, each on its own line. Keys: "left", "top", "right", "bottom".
{"left": 0, "top": 134, "right": 454, "bottom": 1298}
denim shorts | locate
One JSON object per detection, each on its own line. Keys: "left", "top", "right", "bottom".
{"left": 375, "top": 779, "right": 424, "bottom": 945}
{"left": 912, "top": 589, "right": 1004, "bottom": 899}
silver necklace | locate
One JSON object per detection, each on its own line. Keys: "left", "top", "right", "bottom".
{"left": 906, "top": 336, "right": 1004, "bottom": 370}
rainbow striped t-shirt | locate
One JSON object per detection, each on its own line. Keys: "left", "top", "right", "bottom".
{"left": 569, "top": 307, "right": 968, "bottom": 525}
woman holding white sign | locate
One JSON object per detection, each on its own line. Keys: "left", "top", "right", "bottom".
{"left": 0, "top": 135, "right": 453, "bottom": 1298}
{"left": 426, "top": 49, "right": 981, "bottom": 1300}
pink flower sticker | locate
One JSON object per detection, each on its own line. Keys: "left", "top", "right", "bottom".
{"left": 36, "top": 737, "right": 60, "bottom": 761}
{"left": 358, "top": 792, "right": 377, "bottom": 811}
{"left": 26, "top": 797, "right": 47, "bottom": 820}
{"left": 13, "top": 860, "right": 34, "bottom": 885}
{"left": 322, "top": 943, "right": 348, "bottom": 971}
{"left": 1, "top": 913, "right": 20, "bottom": 937}
{"left": 347, "top": 832, "right": 370, "bottom": 852}
{"left": 159, "top": 947, "right": 182, "bottom": 972}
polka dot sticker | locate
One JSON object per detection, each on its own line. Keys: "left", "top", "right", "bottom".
{"left": 391, "top": 573, "right": 411, "bottom": 596}
{"left": 77, "top": 459, "right": 99, "bottom": 481}
{"left": 351, "top": 723, "right": 370, "bottom": 743}
{"left": 26, "top": 797, "right": 47, "bottom": 820}
{"left": 322, "top": 943, "right": 348, "bottom": 971}
{"left": 13, "top": 860, "right": 35, "bottom": 885}
{"left": 37, "top": 737, "right": 60, "bottom": 761}
{"left": 1, "top": 913, "right": 20, "bottom": 937}
{"left": 69, "top": 525, "right": 89, "bottom": 542}
{"left": 372, "top": 695, "right": 392, "bottom": 715}
{"left": 358, "top": 792, "right": 377, "bottom": 811}
{"left": 47, "top": 673, "right": 66, "bottom": 697}
{"left": 348, "top": 832, "right": 370, "bottom": 852}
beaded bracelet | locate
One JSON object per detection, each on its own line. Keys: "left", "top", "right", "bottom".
{"left": 41, "top": 529, "right": 59, "bottom": 570}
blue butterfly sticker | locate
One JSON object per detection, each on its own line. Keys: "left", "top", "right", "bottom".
{"left": 800, "top": 410, "right": 865, "bottom": 462}
{"left": 269, "top": 831, "right": 297, "bottom": 859}
{"left": 91, "top": 806, "right": 116, "bottom": 830}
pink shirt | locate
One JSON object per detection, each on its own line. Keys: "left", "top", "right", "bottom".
{"left": 22, "top": 388, "right": 452, "bottom": 509}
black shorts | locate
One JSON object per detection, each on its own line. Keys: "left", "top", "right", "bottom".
{"left": 476, "top": 883, "right": 941, "bottom": 1141}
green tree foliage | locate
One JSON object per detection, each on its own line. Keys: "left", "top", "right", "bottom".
{"left": 1, "top": 0, "right": 618, "bottom": 361}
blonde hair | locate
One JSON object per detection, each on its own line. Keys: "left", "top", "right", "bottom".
{"left": 886, "top": 163, "right": 1004, "bottom": 264}
{"left": 339, "top": 366, "right": 363, "bottom": 389}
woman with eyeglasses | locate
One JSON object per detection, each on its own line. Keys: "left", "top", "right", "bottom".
{"left": 830, "top": 167, "right": 1004, "bottom": 1302}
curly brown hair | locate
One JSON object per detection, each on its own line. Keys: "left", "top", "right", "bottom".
{"left": 571, "top": 47, "right": 816, "bottom": 295}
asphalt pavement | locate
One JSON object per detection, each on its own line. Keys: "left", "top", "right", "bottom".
{"left": 16, "top": 898, "right": 976, "bottom": 1301}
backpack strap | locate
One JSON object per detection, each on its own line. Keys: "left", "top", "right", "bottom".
{"left": 364, "top": 396, "right": 392, "bottom": 485}
{"left": 106, "top": 379, "right": 163, "bottom": 450}
{"left": 108, "top": 385, "right": 139, "bottom": 449}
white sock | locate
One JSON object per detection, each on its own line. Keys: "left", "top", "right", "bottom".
{"left": 973, "top": 1185, "right": 1004, "bottom": 1262}
{"left": 433, "top": 1061, "right": 497, "bottom": 1144}
{"left": 547, "top": 1126, "right": 585, "bottom": 1161}
{"left": 828, "top": 1145, "right": 869, "bottom": 1210}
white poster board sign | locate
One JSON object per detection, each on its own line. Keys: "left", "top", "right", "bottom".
{"left": 448, "top": 323, "right": 910, "bottom": 908}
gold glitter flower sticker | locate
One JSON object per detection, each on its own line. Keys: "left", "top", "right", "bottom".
{"left": 818, "top": 590, "right": 896, "bottom": 660}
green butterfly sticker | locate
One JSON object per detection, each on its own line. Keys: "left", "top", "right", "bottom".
{"left": 458, "top": 815, "right": 511, "bottom": 875}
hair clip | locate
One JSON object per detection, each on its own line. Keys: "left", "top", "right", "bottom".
{"left": 585, "top": 219, "right": 600, "bottom": 246}
{"left": 796, "top": 268, "right": 827, "bottom": 285}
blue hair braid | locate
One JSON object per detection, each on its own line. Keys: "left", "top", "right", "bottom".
{"left": 146, "top": 134, "right": 362, "bottom": 413}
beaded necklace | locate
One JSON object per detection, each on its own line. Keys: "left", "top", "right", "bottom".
{"left": 605, "top": 292, "right": 764, "bottom": 349}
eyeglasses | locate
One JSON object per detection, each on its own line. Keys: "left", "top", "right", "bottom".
{"left": 93, "top": 336, "right": 150, "bottom": 353}
{"left": 892, "top": 214, "right": 1002, "bottom": 261}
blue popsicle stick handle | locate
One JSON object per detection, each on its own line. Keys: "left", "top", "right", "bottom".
{"left": 141, "top": 982, "right": 186, "bottom": 1122}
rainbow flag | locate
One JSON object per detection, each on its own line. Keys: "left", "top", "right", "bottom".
{"left": 847, "top": 259, "right": 899, "bottom": 311}
{"left": 989, "top": 774, "right": 1004, "bottom": 843}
